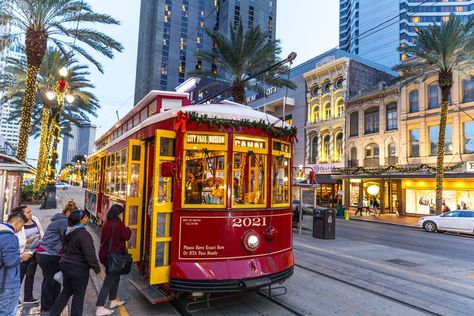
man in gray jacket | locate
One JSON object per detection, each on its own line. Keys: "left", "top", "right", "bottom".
{"left": 35, "top": 201, "right": 76, "bottom": 312}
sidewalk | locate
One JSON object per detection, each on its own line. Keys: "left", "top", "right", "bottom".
{"left": 343, "top": 209, "right": 420, "bottom": 227}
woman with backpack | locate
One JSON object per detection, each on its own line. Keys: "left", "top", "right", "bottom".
{"left": 95, "top": 204, "right": 131, "bottom": 316}
{"left": 49, "top": 210, "right": 100, "bottom": 316}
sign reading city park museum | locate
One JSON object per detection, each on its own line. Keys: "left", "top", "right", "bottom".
{"left": 186, "top": 134, "right": 225, "bottom": 145}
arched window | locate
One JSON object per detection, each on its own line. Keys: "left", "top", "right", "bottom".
{"left": 350, "top": 147, "right": 358, "bottom": 167}
{"left": 335, "top": 98, "right": 344, "bottom": 118}
{"left": 323, "top": 102, "right": 331, "bottom": 120}
{"left": 349, "top": 112, "right": 359, "bottom": 137}
{"left": 322, "top": 81, "right": 331, "bottom": 94}
{"left": 388, "top": 143, "right": 396, "bottom": 157}
{"left": 311, "top": 136, "right": 318, "bottom": 163}
{"left": 322, "top": 134, "right": 330, "bottom": 162}
{"left": 311, "top": 104, "right": 319, "bottom": 122}
{"left": 311, "top": 85, "right": 319, "bottom": 97}
{"left": 334, "top": 77, "right": 344, "bottom": 90}
{"left": 386, "top": 103, "right": 397, "bottom": 130}
{"left": 409, "top": 90, "right": 419, "bottom": 113}
{"left": 365, "top": 143, "right": 379, "bottom": 158}
{"left": 335, "top": 132, "right": 343, "bottom": 162}
{"left": 428, "top": 82, "right": 440, "bottom": 109}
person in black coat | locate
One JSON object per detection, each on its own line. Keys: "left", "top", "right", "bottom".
{"left": 49, "top": 210, "right": 100, "bottom": 316}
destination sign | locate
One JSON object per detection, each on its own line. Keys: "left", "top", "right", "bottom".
{"left": 273, "top": 141, "right": 290, "bottom": 154}
{"left": 235, "top": 137, "right": 266, "bottom": 149}
{"left": 187, "top": 134, "right": 225, "bottom": 145}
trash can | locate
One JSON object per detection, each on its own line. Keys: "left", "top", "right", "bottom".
{"left": 312, "top": 208, "right": 335, "bottom": 239}
{"left": 336, "top": 205, "right": 345, "bottom": 217}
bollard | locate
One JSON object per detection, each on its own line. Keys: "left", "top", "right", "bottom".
{"left": 345, "top": 210, "right": 349, "bottom": 221}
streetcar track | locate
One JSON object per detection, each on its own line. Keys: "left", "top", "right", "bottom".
{"left": 256, "top": 291, "right": 308, "bottom": 316}
{"left": 293, "top": 244, "right": 474, "bottom": 301}
{"left": 294, "top": 263, "right": 441, "bottom": 316}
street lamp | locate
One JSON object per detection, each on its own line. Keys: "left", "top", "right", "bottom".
{"left": 43, "top": 67, "right": 75, "bottom": 209}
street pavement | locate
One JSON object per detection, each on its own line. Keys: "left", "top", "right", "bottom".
{"left": 19, "top": 186, "right": 474, "bottom": 315}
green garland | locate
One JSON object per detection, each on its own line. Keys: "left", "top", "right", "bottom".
{"left": 336, "top": 161, "right": 464, "bottom": 176}
{"left": 188, "top": 112, "right": 297, "bottom": 138}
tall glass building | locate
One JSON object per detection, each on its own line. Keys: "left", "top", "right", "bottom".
{"left": 339, "top": 0, "right": 474, "bottom": 67}
{"left": 134, "top": 0, "right": 277, "bottom": 104}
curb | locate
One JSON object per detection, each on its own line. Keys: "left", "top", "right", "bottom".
{"left": 338, "top": 216, "right": 420, "bottom": 229}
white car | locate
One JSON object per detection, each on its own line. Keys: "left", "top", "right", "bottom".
{"left": 55, "top": 182, "right": 70, "bottom": 190}
{"left": 419, "top": 210, "right": 474, "bottom": 234}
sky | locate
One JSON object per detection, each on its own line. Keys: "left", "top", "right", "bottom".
{"left": 26, "top": 0, "right": 339, "bottom": 165}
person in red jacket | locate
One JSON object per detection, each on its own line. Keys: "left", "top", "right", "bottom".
{"left": 96, "top": 204, "right": 131, "bottom": 316}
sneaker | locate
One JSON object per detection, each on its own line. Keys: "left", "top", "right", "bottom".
{"left": 109, "top": 299, "right": 125, "bottom": 309}
{"left": 17, "top": 301, "right": 22, "bottom": 308}
{"left": 95, "top": 306, "right": 114, "bottom": 316}
{"left": 23, "top": 298, "right": 39, "bottom": 304}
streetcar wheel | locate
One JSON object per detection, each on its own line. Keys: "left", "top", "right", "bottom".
{"left": 423, "top": 221, "right": 437, "bottom": 233}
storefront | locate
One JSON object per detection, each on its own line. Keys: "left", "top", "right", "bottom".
{"left": 345, "top": 178, "right": 401, "bottom": 214}
{"left": 315, "top": 174, "right": 342, "bottom": 207}
{"left": 0, "top": 154, "right": 35, "bottom": 221}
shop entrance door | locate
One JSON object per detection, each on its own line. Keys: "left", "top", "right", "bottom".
{"left": 384, "top": 180, "right": 400, "bottom": 214}
{"left": 149, "top": 130, "right": 176, "bottom": 285}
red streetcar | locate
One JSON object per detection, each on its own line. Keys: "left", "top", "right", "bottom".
{"left": 84, "top": 90, "right": 296, "bottom": 303}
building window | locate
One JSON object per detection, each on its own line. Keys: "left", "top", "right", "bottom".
{"left": 349, "top": 112, "right": 359, "bottom": 137}
{"left": 350, "top": 147, "right": 357, "bottom": 161}
{"left": 386, "top": 103, "right": 397, "bottom": 130}
{"left": 409, "top": 129, "right": 419, "bottom": 157}
{"left": 464, "top": 121, "right": 474, "bottom": 153}
{"left": 310, "top": 85, "right": 319, "bottom": 97}
{"left": 311, "top": 136, "right": 318, "bottom": 163}
{"left": 322, "top": 134, "right": 330, "bottom": 162}
{"left": 388, "top": 143, "right": 396, "bottom": 157}
{"left": 334, "top": 77, "right": 344, "bottom": 90}
{"left": 311, "top": 105, "right": 319, "bottom": 122}
{"left": 429, "top": 124, "right": 452, "bottom": 156}
{"left": 323, "top": 102, "right": 331, "bottom": 120}
{"left": 335, "top": 133, "right": 343, "bottom": 162}
{"left": 428, "top": 83, "right": 440, "bottom": 109}
{"left": 463, "top": 78, "right": 474, "bottom": 103}
{"left": 365, "top": 143, "right": 379, "bottom": 158}
{"left": 409, "top": 90, "right": 418, "bottom": 113}
{"left": 335, "top": 99, "right": 344, "bottom": 118}
{"left": 322, "top": 81, "right": 331, "bottom": 94}
{"left": 364, "top": 108, "right": 379, "bottom": 134}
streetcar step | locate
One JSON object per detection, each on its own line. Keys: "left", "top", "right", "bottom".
{"left": 129, "top": 278, "right": 172, "bottom": 304}
{"left": 241, "top": 277, "right": 272, "bottom": 289}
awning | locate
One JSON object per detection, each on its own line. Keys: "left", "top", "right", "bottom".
{"left": 315, "top": 174, "right": 341, "bottom": 184}
{"left": 0, "top": 154, "right": 35, "bottom": 173}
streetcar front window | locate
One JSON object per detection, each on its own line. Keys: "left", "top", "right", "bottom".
{"left": 272, "top": 140, "right": 291, "bottom": 206}
{"left": 184, "top": 150, "right": 226, "bottom": 206}
{"left": 232, "top": 152, "right": 266, "bottom": 206}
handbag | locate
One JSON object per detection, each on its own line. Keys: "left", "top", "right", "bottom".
{"left": 105, "top": 222, "right": 133, "bottom": 275}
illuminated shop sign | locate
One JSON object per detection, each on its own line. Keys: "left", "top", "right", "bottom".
{"left": 246, "top": 86, "right": 277, "bottom": 103}
{"left": 235, "top": 137, "right": 266, "bottom": 149}
{"left": 466, "top": 161, "right": 474, "bottom": 172}
{"left": 187, "top": 134, "right": 225, "bottom": 145}
{"left": 312, "top": 165, "right": 336, "bottom": 173}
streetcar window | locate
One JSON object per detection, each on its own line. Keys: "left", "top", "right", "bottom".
{"left": 132, "top": 145, "right": 141, "bottom": 161}
{"left": 159, "top": 137, "right": 175, "bottom": 157}
{"left": 232, "top": 152, "right": 266, "bottom": 206}
{"left": 183, "top": 150, "right": 226, "bottom": 206}
{"left": 272, "top": 155, "right": 290, "bottom": 205}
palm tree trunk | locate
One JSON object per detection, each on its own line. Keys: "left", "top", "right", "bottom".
{"left": 435, "top": 71, "right": 453, "bottom": 214}
{"left": 33, "top": 106, "right": 51, "bottom": 191}
{"left": 16, "top": 65, "right": 40, "bottom": 161}
{"left": 49, "top": 112, "right": 61, "bottom": 182}
{"left": 232, "top": 81, "right": 246, "bottom": 104}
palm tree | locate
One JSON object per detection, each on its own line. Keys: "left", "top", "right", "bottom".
{"left": 395, "top": 13, "right": 474, "bottom": 214}
{"left": 0, "top": 47, "right": 99, "bottom": 188}
{"left": 190, "top": 24, "right": 295, "bottom": 104}
{"left": 1, "top": 0, "right": 123, "bottom": 161}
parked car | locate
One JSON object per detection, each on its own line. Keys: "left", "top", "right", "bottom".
{"left": 55, "top": 182, "right": 70, "bottom": 190}
{"left": 419, "top": 210, "right": 474, "bottom": 234}
{"left": 292, "top": 200, "right": 314, "bottom": 215}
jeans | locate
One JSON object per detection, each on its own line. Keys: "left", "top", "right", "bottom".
{"left": 49, "top": 263, "right": 90, "bottom": 316}
{"left": 96, "top": 273, "right": 120, "bottom": 306}
{"left": 20, "top": 252, "right": 37, "bottom": 301}
{"left": 0, "top": 287, "right": 20, "bottom": 316}
{"left": 36, "top": 253, "right": 61, "bottom": 311}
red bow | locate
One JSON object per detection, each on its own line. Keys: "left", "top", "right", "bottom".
{"left": 58, "top": 80, "right": 67, "bottom": 92}
{"left": 174, "top": 110, "right": 190, "bottom": 133}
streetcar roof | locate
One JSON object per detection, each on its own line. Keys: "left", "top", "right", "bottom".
{"left": 94, "top": 99, "right": 290, "bottom": 154}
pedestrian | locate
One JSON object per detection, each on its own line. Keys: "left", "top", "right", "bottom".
{"left": 442, "top": 202, "right": 451, "bottom": 213}
{"left": 96, "top": 204, "right": 131, "bottom": 316}
{"left": 36, "top": 200, "right": 77, "bottom": 312}
{"left": 49, "top": 210, "right": 101, "bottom": 316}
{"left": 456, "top": 204, "right": 461, "bottom": 210}
{"left": 11, "top": 205, "right": 44, "bottom": 305}
{"left": 355, "top": 201, "right": 363, "bottom": 216}
{"left": 0, "top": 212, "right": 30, "bottom": 316}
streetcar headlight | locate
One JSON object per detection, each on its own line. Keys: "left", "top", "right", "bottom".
{"left": 247, "top": 234, "right": 259, "bottom": 249}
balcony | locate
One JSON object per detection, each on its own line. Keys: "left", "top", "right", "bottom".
{"left": 363, "top": 157, "right": 380, "bottom": 168}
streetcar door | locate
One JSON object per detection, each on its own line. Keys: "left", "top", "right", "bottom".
{"left": 150, "top": 129, "right": 176, "bottom": 285}
{"left": 125, "top": 139, "right": 145, "bottom": 261}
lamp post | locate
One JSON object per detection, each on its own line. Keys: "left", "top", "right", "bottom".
{"left": 43, "top": 67, "right": 75, "bottom": 209}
